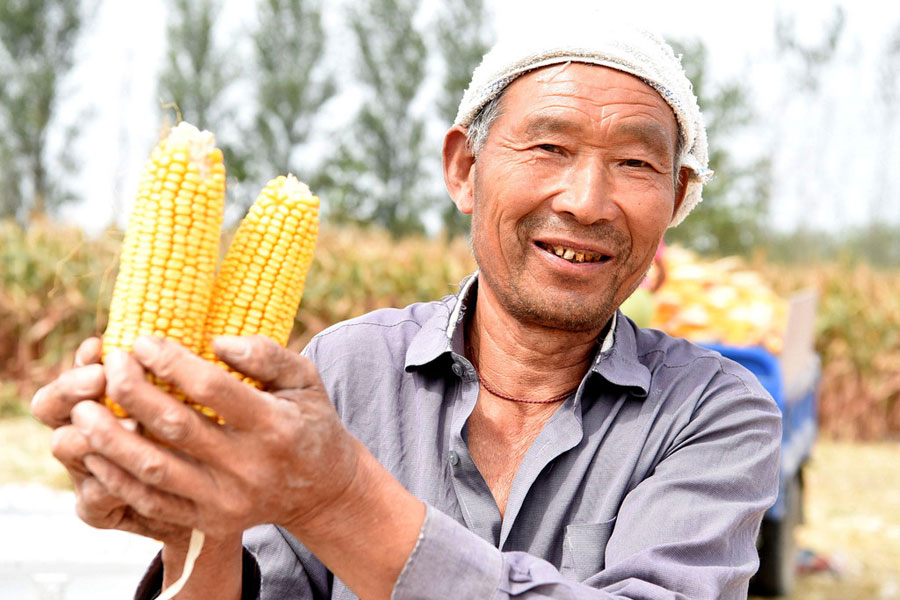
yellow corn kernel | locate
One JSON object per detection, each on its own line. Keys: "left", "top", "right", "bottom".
{"left": 102, "top": 122, "right": 226, "bottom": 417}
{"left": 202, "top": 175, "right": 319, "bottom": 402}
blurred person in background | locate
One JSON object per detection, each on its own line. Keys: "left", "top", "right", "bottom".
{"left": 30, "top": 11, "right": 781, "bottom": 600}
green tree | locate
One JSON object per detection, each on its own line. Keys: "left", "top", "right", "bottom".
{"left": 248, "top": 0, "right": 335, "bottom": 184}
{"left": 321, "top": 0, "right": 430, "bottom": 236}
{"left": 435, "top": 0, "right": 493, "bottom": 238}
{"left": 157, "top": 0, "right": 246, "bottom": 183}
{"left": 775, "top": 7, "right": 845, "bottom": 93}
{"left": 0, "top": 0, "right": 83, "bottom": 221}
{"left": 159, "top": 0, "right": 234, "bottom": 127}
{"left": 664, "top": 38, "right": 771, "bottom": 256}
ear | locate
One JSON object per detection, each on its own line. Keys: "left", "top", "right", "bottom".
{"left": 442, "top": 125, "right": 476, "bottom": 215}
{"left": 672, "top": 167, "right": 690, "bottom": 220}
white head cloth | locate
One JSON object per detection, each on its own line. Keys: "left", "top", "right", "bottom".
{"left": 454, "top": 13, "right": 713, "bottom": 227}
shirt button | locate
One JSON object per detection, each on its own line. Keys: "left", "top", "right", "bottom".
{"left": 451, "top": 363, "right": 462, "bottom": 377}
{"left": 448, "top": 450, "right": 459, "bottom": 466}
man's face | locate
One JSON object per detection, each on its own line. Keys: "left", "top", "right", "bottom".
{"left": 468, "top": 63, "right": 685, "bottom": 332}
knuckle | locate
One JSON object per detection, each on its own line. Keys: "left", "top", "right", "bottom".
{"left": 190, "top": 368, "right": 224, "bottom": 400}
{"left": 137, "top": 454, "right": 169, "bottom": 487}
{"left": 254, "top": 336, "right": 284, "bottom": 374}
{"left": 273, "top": 347, "right": 296, "bottom": 376}
{"left": 85, "top": 417, "right": 115, "bottom": 450}
{"left": 132, "top": 493, "right": 162, "bottom": 519}
{"left": 105, "top": 366, "right": 136, "bottom": 401}
{"left": 154, "top": 405, "right": 193, "bottom": 444}
{"left": 152, "top": 341, "right": 187, "bottom": 381}
{"left": 251, "top": 334, "right": 276, "bottom": 355}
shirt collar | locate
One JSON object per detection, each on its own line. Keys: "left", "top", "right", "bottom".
{"left": 404, "top": 272, "right": 651, "bottom": 397}
{"left": 404, "top": 273, "right": 477, "bottom": 370}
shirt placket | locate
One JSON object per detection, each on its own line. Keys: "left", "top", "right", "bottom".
{"left": 446, "top": 354, "right": 503, "bottom": 546}
{"left": 498, "top": 392, "right": 585, "bottom": 549}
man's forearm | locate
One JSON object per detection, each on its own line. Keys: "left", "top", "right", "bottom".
{"left": 283, "top": 439, "right": 426, "bottom": 600}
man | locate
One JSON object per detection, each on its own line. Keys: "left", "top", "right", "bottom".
{"left": 31, "top": 17, "right": 781, "bottom": 600}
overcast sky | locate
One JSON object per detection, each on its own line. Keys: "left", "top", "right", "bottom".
{"left": 56, "top": 0, "right": 900, "bottom": 234}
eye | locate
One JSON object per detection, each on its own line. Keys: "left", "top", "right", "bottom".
{"left": 537, "top": 143, "right": 563, "bottom": 154}
{"left": 622, "top": 159, "right": 651, "bottom": 168}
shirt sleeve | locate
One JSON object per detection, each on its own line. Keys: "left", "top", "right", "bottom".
{"left": 392, "top": 385, "right": 782, "bottom": 600}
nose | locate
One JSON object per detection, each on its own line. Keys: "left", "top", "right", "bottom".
{"left": 549, "top": 157, "right": 621, "bottom": 225}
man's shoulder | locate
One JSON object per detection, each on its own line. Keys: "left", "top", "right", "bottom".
{"left": 627, "top": 319, "right": 773, "bottom": 402}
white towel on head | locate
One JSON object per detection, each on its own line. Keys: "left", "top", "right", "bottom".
{"left": 454, "top": 12, "right": 712, "bottom": 227}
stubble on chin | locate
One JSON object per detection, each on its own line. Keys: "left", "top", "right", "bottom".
{"left": 470, "top": 212, "right": 633, "bottom": 333}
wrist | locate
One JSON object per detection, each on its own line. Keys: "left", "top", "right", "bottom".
{"left": 161, "top": 531, "right": 243, "bottom": 599}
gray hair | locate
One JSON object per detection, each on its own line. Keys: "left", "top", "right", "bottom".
{"left": 465, "top": 90, "right": 506, "bottom": 157}
{"left": 464, "top": 85, "right": 685, "bottom": 188}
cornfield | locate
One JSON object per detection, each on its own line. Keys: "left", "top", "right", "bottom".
{"left": 2, "top": 219, "right": 899, "bottom": 439}
{"left": 759, "top": 260, "right": 900, "bottom": 440}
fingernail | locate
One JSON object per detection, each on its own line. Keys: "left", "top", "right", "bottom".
{"left": 214, "top": 336, "right": 251, "bottom": 361}
{"left": 132, "top": 336, "right": 162, "bottom": 360}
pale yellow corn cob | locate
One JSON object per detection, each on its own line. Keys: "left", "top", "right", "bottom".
{"left": 200, "top": 175, "right": 319, "bottom": 413}
{"left": 102, "top": 122, "right": 226, "bottom": 417}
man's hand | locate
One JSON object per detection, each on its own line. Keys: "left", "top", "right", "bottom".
{"left": 70, "top": 334, "right": 361, "bottom": 539}
{"left": 38, "top": 334, "right": 424, "bottom": 599}
{"left": 30, "top": 337, "right": 189, "bottom": 544}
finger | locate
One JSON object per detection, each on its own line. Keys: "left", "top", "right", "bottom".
{"left": 213, "top": 335, "right": 325, "bottom": 392}
{"left": 77, "top": 474, "right": 189, "bottom": 542}
{"left": 71, "top": 399, "right": 215, "bottom": 503}
{"left": 131, "top": 336, "right": 270, "bottom": 427}
{"left": 31, "top": 363, "right": 106, "bottom": 428}
{"left": 83, "top": 453, "right": 199, "bottom": 531}
{"left": 51, "top": 425, "right": 93, "bottom": 477}
{"left": 74, "top": 337, "right": 103, "bottom": 367}
{"left": 75, "top": 475, "right": 129, "bottom": 528}
{"left": 104, "top": 349, "right": 224, "bottom": 459}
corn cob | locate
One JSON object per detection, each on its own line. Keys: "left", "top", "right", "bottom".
{"left": 200, "top": 175, "right": 319, "bottom": 408}
{"left": 102, "top": 122, "right": 226, "bottom": 417}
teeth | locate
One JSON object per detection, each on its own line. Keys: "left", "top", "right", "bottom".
{"left": 542, "top": 242, "right": 606, "bottom": 264}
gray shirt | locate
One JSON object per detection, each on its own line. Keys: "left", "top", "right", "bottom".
{"left": 164, "top": 273, "right": 781, "bottom": 599}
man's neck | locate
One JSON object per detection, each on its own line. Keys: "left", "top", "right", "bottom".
{"left": 465, "top": 280, "right": 610, "bottom": 407}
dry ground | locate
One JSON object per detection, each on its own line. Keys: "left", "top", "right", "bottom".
{"left": 773, "top": 441, "right": 900, "bottom": 600}
{"left": 3, "top": 417, "right": 898, "bottom": 598}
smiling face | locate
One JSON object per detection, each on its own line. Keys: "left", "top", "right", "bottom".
{"left": 449, "top": 63, "right": 686, "bottom": 332}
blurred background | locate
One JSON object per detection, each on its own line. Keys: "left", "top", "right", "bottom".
{"left": 1, "top": 0, "right": 898, "bottom": 598}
